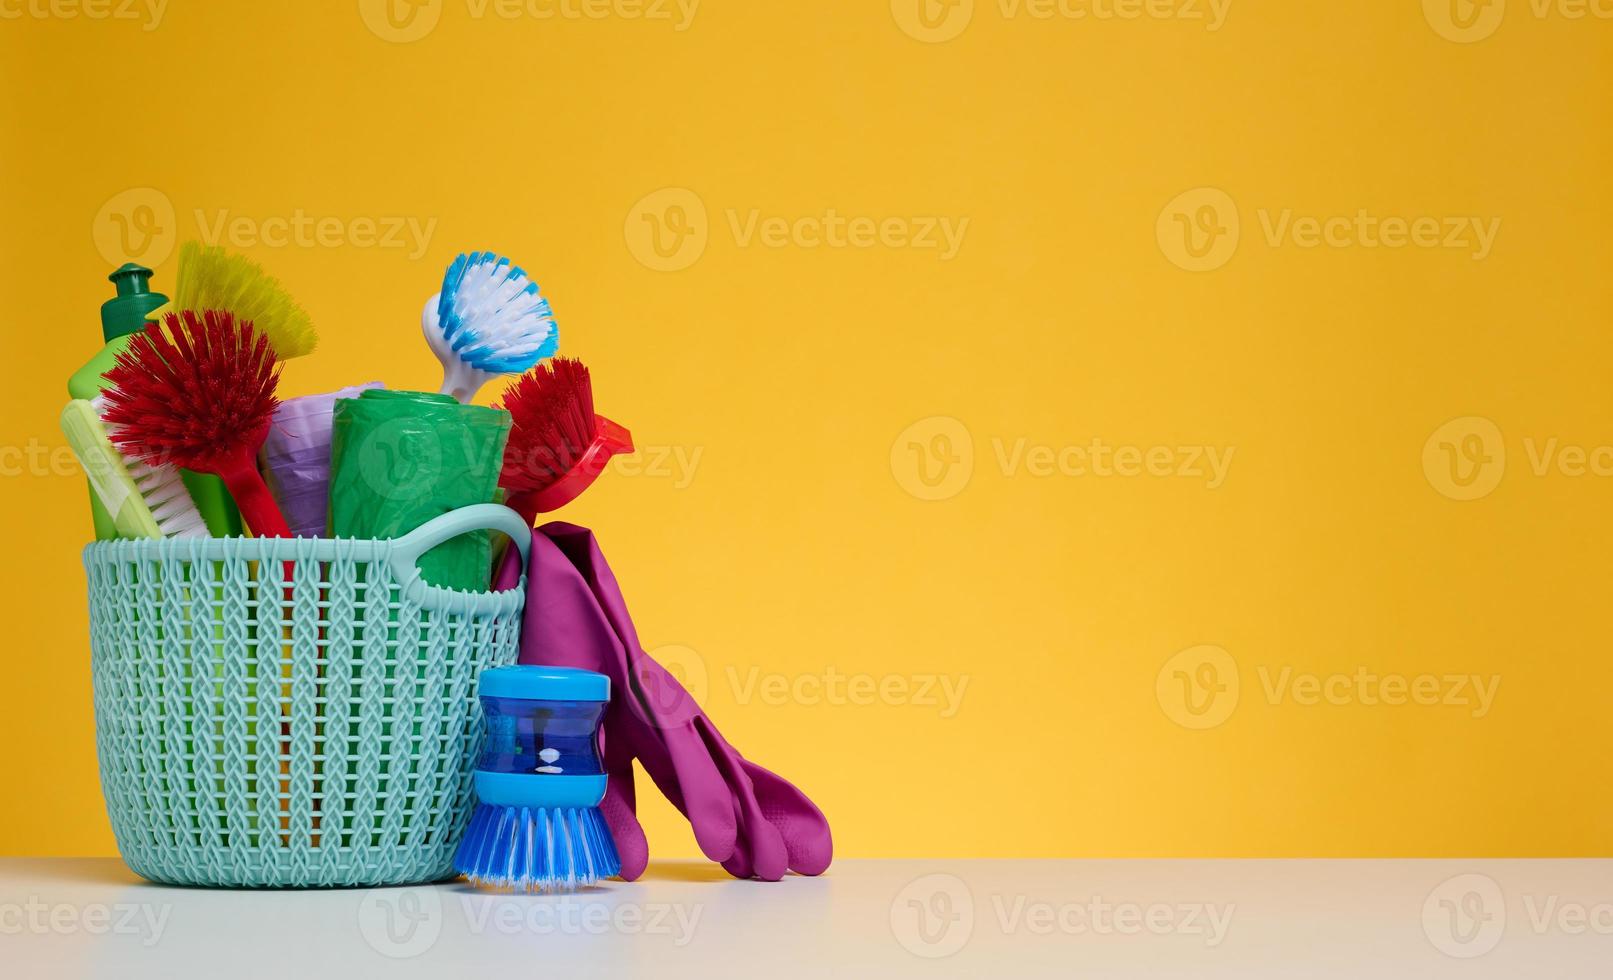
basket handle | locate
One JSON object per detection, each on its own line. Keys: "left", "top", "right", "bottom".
{"left": 388, "top": 504, "right": 533, "bottom": 609}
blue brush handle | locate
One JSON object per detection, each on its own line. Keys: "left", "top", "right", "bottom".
{"left": 388, "top": 504, "right": 532, "bottom": 610}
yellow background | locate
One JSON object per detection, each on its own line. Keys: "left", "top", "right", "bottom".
{"left": 2, "top": 0, "right": 1610, "bottom": 858}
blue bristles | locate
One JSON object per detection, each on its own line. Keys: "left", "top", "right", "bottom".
{"left": 454, "top": 802, "right": 621, "bottom": 893}
{"left": 435, "top": 251, "right": 560, "bottom": 374}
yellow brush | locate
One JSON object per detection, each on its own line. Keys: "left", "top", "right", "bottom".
{"left": 149, "top": 241, "right": 318, "bottom": 359}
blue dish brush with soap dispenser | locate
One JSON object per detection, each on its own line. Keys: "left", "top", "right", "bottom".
{"left": 454, "top": 666, "right": 621, "bottom": 892}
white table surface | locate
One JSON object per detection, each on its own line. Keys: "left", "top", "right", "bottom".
{"left": 2, "top": 857, "right": 1609, "bottom": 977}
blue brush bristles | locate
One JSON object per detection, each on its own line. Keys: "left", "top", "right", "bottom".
{"left": 435, "top": 251, "right": 559, "bottom": 374}
{"left": 455, "top": 802, "right": 621, "bottom": 893}
{"left": 453, "top": 666, "right": 620, "bottom": 894}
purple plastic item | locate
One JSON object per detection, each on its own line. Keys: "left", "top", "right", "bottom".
{"left": 260, "top": 382, "right": 384, "bottom": 538}
{"left": 494, "top": 524, "right": 833, "bottom": 881}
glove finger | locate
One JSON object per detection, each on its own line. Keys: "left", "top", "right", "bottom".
{"left": 743, "top": 759, "right": 833, "bottom": 876}
{"left": 636, "top": 718, "right": 739, "bottom": 864}
{"left": 697, "top": 719, "right": 788, "bottom": 882}
{"left": 622, "top": 653, "right": 739, "bottom": 863}
{"left": 601, "top": 766, "right": 649, "bottom": 881}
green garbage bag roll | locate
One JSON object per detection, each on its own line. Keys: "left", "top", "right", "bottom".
{"left": 328, "top": 389, "right": 512, "bottom": 591}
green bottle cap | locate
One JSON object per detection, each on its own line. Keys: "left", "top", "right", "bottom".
{"left": 101, "top": 263, "right": 170, "bottom": 342}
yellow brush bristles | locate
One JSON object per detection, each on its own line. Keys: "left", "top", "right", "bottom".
{"left": 156, "top": 241, "right": 318, "bottom": 359}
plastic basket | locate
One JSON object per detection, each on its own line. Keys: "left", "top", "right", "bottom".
{"left": 84, "top": 504, "right": 533, "bottom": 888}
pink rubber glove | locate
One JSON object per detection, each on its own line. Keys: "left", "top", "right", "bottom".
{"left": 495, "top": 523, "right": 832, "bottom": 881}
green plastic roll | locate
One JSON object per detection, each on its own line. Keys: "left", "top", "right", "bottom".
{"left": 328, "top": 390, "right": 512, "bottom": 592}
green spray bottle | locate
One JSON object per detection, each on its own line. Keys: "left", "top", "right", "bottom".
{"left": 69, "top": 263, "right": 243, "bottom": 539}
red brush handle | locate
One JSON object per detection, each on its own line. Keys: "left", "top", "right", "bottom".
{"left": 516, "top": 416, "right": 634, "bottom": 519}
{"left": 214, "top": 453, "right": 293, "bottom": 538}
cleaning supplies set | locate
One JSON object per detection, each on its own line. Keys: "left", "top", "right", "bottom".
{"left": 70, "top": 245, "right": 831, "bottom": 891}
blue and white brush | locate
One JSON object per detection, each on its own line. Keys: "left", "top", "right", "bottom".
{"left": 422, "top": 251, "right": 560, "bottom": 403}
{"left": 454, "top": 666, "right": 621, "bottom": 893}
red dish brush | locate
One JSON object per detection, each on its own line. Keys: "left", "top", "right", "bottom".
{"left": 103, "top": 310, "right": 292, "bottom": 539}
{"left": 497, "top": 356, "right": 633, "bottom": 525}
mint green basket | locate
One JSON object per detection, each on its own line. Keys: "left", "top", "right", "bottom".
{"left": 85, "top": 504, "right": 533, "bottom": 888}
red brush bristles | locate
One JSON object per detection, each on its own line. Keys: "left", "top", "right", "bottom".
{"left": 103, "top": 310, "right": 283, "bottom": 470}
{"left": 497, "top": 356, "right": 599, "bottom": 495}
{"left": 103, "top": 310, "right": 290, "bottom": 538}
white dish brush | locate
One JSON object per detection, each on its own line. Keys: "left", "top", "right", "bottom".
{"left": 422, "top": 251, "right": 560, "bottom": 402}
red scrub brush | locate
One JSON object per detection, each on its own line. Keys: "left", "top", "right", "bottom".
{"left": 103, "top": 310, "right": 292, "bottom": 539}
{"left": 497, "top": 357, "right": 633, "bottom": 525}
